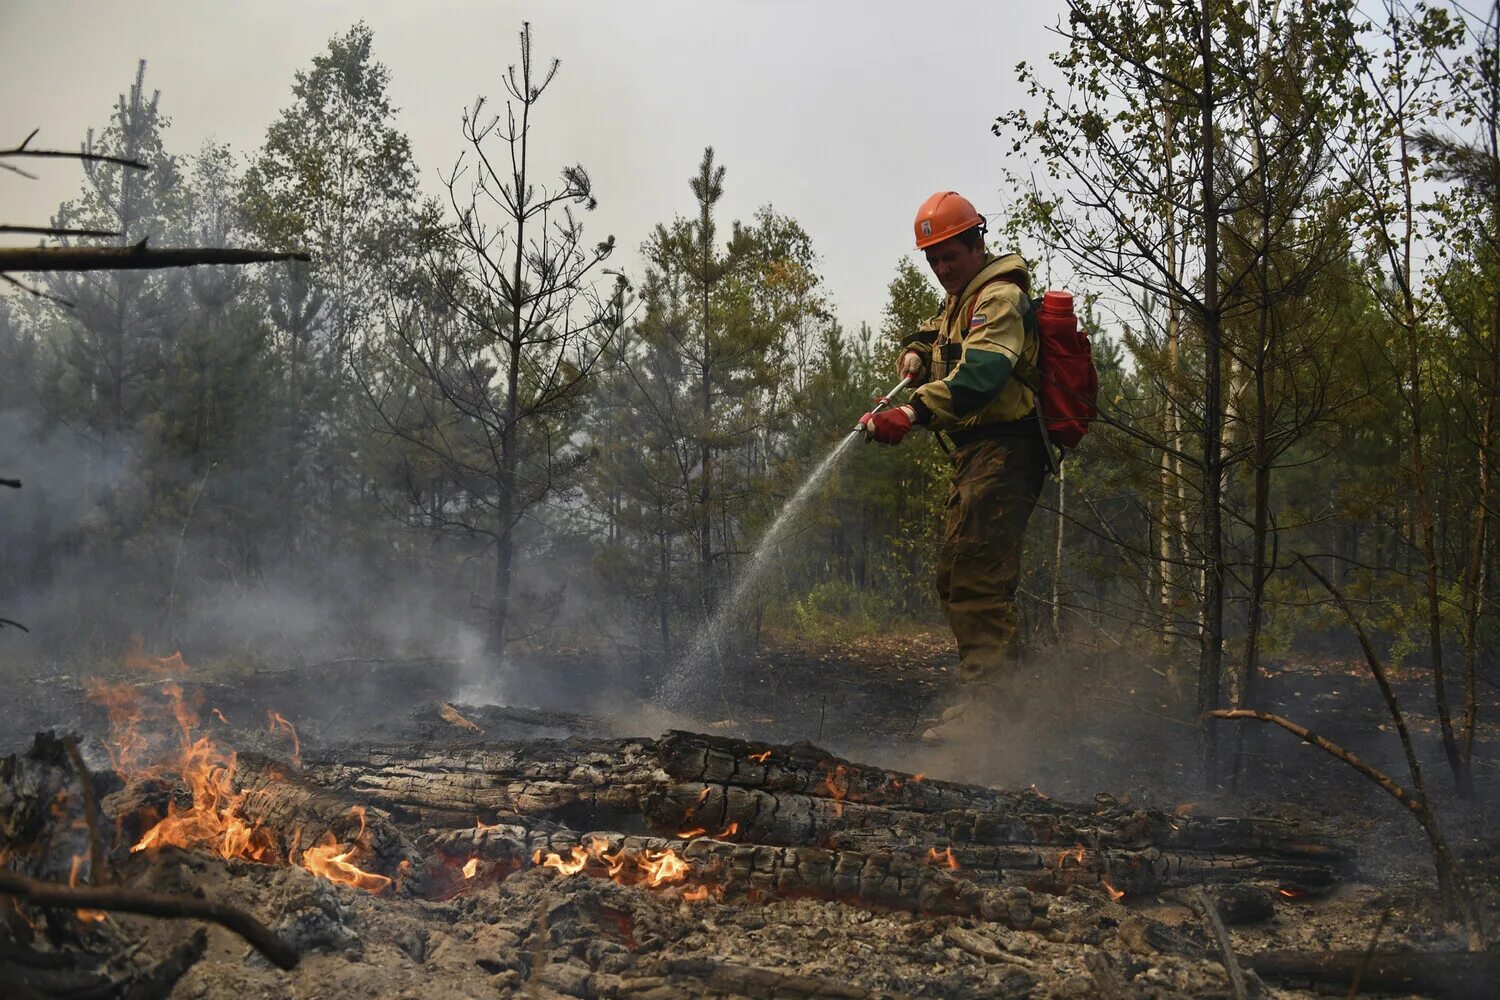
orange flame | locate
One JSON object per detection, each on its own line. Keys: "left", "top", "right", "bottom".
{"left": 639, "top": 849, "right": 688, "bottom": 887}
{"left": 1101, "top": 878, "right": 1125, "bottom": 901}
{"left": 123, "top": 637, "right": 190, "bottom": 676}
{"left": 1057, "top": 844, "right": 1086, "bottom": 868}
{"left": 696, "top": 787, "right": 712, "bottom": 803}
{"left": 462, "top": 858, "right": 480, "bottom": 879}
{"left": 267, "top": 711, "right": 301, "bottom": 769}
{"left": 68, "top": 855, "right": 108, "bottom": 923}
{"left": 533, "top": 845, "right": 590, "bottom": 876}
{"left": 299, "top": 807, "right": 391, "bottom": 894}
{"left": 1279, "top": 887, "right": 1303, "bottom": 899}
{"left": 683, "top": 884, "right": 712, "bottom": 902}
{"left": 911, "top": 773, "right": 926, "bottom": 783}
{"left": 396, "top": 858, "right": 413, "bottom": 892}
{"left": 820, "top": 764, "right": 849, "bottom": 818}
{"left": 748, "top": 750, "right": 772, "bottom": 763}
{"left": 211, "top": 708, "right": 229, "bottom": 724}
{"left": 676, "top": 827, "right": 707, "bottom": 839}
{"left": 926, "top": 847, "right": 960, "bottom": 871}
{"left": 716, "top": 822, "right": 739, "bottom": 839}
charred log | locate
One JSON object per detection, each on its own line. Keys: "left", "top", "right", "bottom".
{"left": 304, "top": 730, "right": 1352, "bottom": 899}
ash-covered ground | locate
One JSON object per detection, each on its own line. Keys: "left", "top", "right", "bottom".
{"left": 3, "top": 635, "right": 1498, "bottom": 998}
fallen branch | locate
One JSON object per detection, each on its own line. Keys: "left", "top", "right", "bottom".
{"left": 1208, "top": 709, "right": 1484, "bottom": 950}
{"left": 61, "top": 735, "right": 107, "bottom": 886}
{"left": 0, "top": 242, "right": 309, "bottom": 273}
{"left": 1295, "top": 554, "right": 1486, "bottom": 948}
{"left": 1188, "top": 888, "right": 1248, "bottom": 1000}
{"left": 0, "top": 869, "right": 299, "bottom": 970}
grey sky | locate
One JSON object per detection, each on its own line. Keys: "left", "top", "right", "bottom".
{"left": 2, "top": 0, "right": 1065, "bottom": 333}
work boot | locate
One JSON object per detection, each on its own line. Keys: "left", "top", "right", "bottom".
{"left": 920, "top": 701, "right": 970, "bottom": 746}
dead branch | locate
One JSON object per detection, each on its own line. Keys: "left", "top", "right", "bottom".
{"left": 0, "top": 869, "right": 299, "bottom": 970}
{"left": 1188, "top": 888, "right": 1249, "bottom": 1000}
{"left": 1, "top": 130, "right": 149, "bottom": 171}
{"left": 0, "top": 273, "right": 74, "bottom": 308}
{"left": 61, "top": 735, "right": 107, "bottom": 886}
{"left": 1207, "top": 709, "right": 1485, "bottom": 949}
{"left": 0, "top": 225, "right": 119, "bottom": 238}
{"left": 0, "top": 242, "right": 309, "bottom": 273}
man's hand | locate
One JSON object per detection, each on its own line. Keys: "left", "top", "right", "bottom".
{"left": 860, "top": 405, "right": 915, "bottom": 445}
{"left": 898, "top": 350, "right": 927, "bottom": 383}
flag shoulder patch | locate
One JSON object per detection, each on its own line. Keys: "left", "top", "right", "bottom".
{"left": 969, "top": 313, "right": 987, "bottom": 328}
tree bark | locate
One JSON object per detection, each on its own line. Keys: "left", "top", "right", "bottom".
{"left": 1196, "top": 0, "right": 1226, "bottom": 787}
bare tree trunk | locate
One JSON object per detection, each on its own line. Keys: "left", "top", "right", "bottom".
{"left": 1160, "top": 99, "right": 1182, "bottom": 657}
{"left": 1197, "top": 0, "right": 1226, "bottom": 787}
{"left": 1461, "top": 296, "right": 1498, "bottom": 768}
{"left": 1397, "top": 119, "right": 1469, "bottom": 794}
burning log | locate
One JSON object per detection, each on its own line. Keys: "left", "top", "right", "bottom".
{"left": 429, "top": 824, "right": 1055, "bottom": 929}
{"left": 303, "top": 730, "right": 1351, "bottom": 901}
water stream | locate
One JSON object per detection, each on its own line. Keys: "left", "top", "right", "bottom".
{"left": 659, "top": 429, "right": 862, "bottom": 708}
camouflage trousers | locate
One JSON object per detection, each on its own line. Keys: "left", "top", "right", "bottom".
{"left": 935, "top": 430, "right": 1047, "bottom": 689}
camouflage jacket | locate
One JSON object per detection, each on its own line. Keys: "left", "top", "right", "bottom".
{"left": 903, "top": 253, "right": 1037, "bottom": 431}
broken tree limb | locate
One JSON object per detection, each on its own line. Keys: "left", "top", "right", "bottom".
{"left": 1246, "top": 947, "right": 1500, "bottom": 1000}
{"left": 1, "top": 130, "right": 149, "bottom": 171}
{"left": 0, "top": 869, "right": 299, "bottom": 970}
{"left": 0, "top": 243, "right": 310, "bottom": 273}
{"left": 1208, "top": 708, "right": 1484, "bottom": 949}
{"left": 1188, "top": 888, "right": 1248, "bottom": 1000}
{"left": 61, "top": 735, "right": 106, "bottom": 886}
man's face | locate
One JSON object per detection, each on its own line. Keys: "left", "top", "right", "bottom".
{"left": 923, "top": 235, "right": 986, "bottom": 297}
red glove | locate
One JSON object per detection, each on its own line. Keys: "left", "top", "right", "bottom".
{"left": 860, "top": 406, "right": 913, "bottom": 445}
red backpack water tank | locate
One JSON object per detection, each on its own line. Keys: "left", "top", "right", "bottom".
{"left": 1034, "top": 291, "right": 1098, "bottom": 449}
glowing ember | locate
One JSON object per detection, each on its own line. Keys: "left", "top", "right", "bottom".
{"left": 911, "top": 773, "right": 926, "bottom": 783}
{"left": 299, "top": 808, "right": 391, "bottom": 894}
{"left": 1279, "top": 887, "right": 1303, "bottom": 899}
{"left": 462, "top": 858, "right": 480, "bottom": 879}
{"left": 68, "top": 855, "right": 108, "bottom": 923}
{"left": 926, "top": 847, "right": 960, "bottom": 870}
{"left": 716, "top": 822, "right": 739, "bottom": 839}
{"left": 1101, "top": 878, "right": 1125, "bottom": 901}
{"left": 211, "top": 708, "right": 230, "bottom": 724}
{"left": 677, "top": 827, "right": 707, "bottom": 839}
{"left": 682, "top": 884, "right": 712, "bottom": 902}
{"left": 748, "top": 750, "right": 772, "bottom": 763}
{"left": 267, "top": 711, "right": 301, "bottom": 769}
{"left": 396, "top": 858, "right": 413, "bottom": 892}
{"left": 820, "top": 764, "right": 849, "bottom": 818}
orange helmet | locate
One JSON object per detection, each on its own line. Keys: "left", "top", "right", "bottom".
{"left": 913, "top": 191, "right": 985, "bottom": 250}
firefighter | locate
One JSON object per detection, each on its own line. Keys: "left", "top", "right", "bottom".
{"left": 860, "top": 191, "right": 1048, "bottom": 746}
